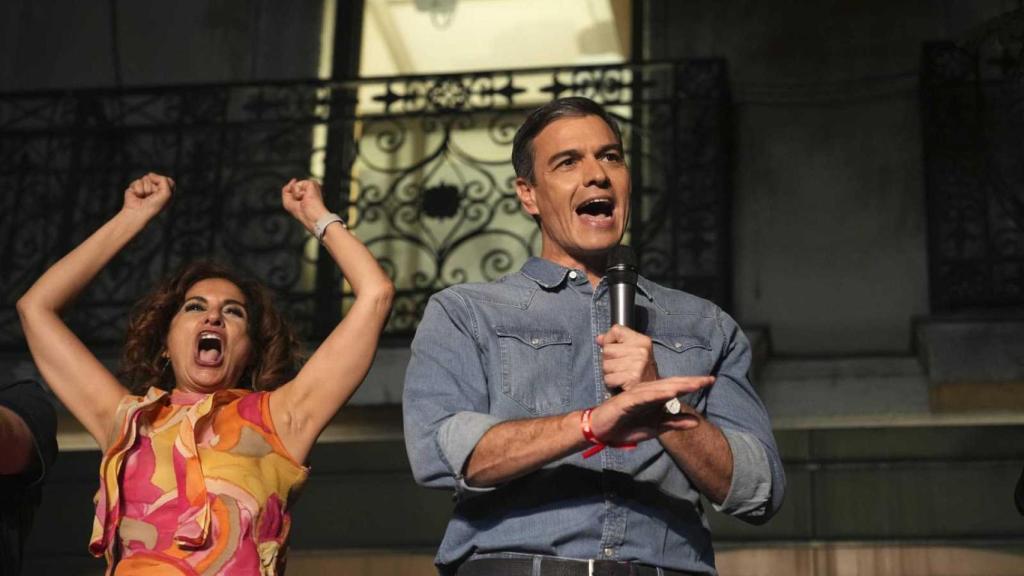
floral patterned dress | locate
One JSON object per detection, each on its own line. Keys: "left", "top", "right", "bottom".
{"left": 90, "top": 387, "right": 309, "bottom": 575}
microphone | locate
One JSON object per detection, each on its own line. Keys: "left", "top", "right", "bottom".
{"left": 605, "top": 245, "right": 684, "bottom": 415}
{"left": 606, "top": 245, "right": 638, "bottom": 329}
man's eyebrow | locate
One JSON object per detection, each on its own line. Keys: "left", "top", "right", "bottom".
{"left": 546, "top": 148, "right": 582, "bottom": 166}
{"left": 546, "top": 143, "right": 623, "bottom": 166}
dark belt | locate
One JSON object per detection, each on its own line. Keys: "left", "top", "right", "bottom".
{"left": 457, "top": 556, "right": 700, "bottom": 576}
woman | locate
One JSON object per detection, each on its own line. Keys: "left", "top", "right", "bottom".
{"left": 17, "top": 173, "right": 394, "bottom": 574}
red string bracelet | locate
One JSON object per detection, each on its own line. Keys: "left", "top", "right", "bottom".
{"left": 580, "top": 408, "right": 637, "bottom": 459}
{"left": 580, "top": 408, "right": 606, "bottom": 458}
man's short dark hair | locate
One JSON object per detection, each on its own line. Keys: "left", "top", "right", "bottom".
{"left": 512, "top": 97, "right": 623, "bottom": 184}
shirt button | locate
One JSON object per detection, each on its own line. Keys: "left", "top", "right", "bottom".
{"left": 603, "top": 547, "right": 614, "bottom": 557}
{"left": 674, "top": 342, "right": 683, "bottom": 349}
{"left": 531, "top": 338, "right": 539, "bottom": 345}
{"left": 568, "top": 271, "right": 578, "bottom": 280}
{"left": 603, "top": 392, "right": 611, "bottom": 401}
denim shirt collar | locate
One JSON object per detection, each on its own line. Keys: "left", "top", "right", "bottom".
{"left": 520, "top": 256, "right": 654, "bottom": 300}
{"left": 520, "top": 257, "right": 573, "bottom": 289}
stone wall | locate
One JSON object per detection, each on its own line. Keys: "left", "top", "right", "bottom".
{"left": 644, "top": 0, "right": 1012, "bottom": 354}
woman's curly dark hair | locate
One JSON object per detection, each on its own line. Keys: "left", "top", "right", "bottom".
{"left": 119, "top": 261, "right": 302, "bottom": 395}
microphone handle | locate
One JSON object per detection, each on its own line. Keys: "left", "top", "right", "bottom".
{"left": 608, "top": 282, "right": 636, "bottom": 328}
{"left": 606, "top": 277, "right": 684, "bottom": 414}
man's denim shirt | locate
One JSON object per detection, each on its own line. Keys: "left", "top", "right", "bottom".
{"left": 403, "top": 258, "right": 785, "bottom": 575}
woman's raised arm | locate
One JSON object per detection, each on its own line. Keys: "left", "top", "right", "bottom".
{"left": 16, "top": 173, "right": 174, "bottom": 449}
{"left": 271, "top": 179, "right": 394, "bottom": 463}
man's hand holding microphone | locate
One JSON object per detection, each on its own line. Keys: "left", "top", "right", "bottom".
{"left": 589, "top": 246, "right": 715, "bottom": 447}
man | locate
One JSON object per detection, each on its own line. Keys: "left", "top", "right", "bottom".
{"left": 404, "top": 97, "right": 784, "bottom": 576}
{"left": 0, "top": 378, "right": 58, "bottom": 574}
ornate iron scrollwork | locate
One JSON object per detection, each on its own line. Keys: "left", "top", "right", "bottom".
{"left": 0, "top": 61, "right": 732, "bottom": 348}
{"left": 922, "top": 34, "right": 1024, "bottom": 312}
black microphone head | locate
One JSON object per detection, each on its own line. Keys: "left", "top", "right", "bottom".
{"left": 606, "top": 245, "right": 637, "bottom": 328}
{"left": 606, "top": 245, "right": 637, "bottom": 273}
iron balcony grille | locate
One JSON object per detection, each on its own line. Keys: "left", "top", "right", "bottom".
{"left": 0, "top": 60, "right": 732, "bottom": 349}
{"left": 921, "top": 41, "right": 1024, "bottom": 313}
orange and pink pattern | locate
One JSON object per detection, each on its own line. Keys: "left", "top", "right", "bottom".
{"left": 90, "top": 387, "right": 308, "bottom": 575}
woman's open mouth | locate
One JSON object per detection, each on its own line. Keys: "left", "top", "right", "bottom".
{"left": 195, "top": 331, "right": 224, "bottom": 367}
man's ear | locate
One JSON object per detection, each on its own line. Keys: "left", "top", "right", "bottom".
{"left": 515, "top": 177, "right": 540, "bottom": 217}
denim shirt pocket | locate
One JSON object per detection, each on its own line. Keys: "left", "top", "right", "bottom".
{"left": 651, "top": 334, "right": 714, "bottom": 410}
{"left": 495, "top": 326, "right": 573, "bottom": 416}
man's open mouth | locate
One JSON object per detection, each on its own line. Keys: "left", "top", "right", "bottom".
{"left": 576, "top": 197, "right": 615, "bottom": 219}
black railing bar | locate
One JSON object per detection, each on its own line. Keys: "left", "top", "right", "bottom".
{"left": 0, "top": 117, "right": 330, "bottom": 133}
{"left": 0, "top": 97, "right": 721, "bottom": 135}
{"left": 0, "top": 88, "right": 706, "bottom": 126}
{"left": 0, "top": 60, "right": 698, "bottom": 99}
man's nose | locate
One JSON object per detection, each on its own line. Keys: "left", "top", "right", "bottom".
{"left": 582, "top": 157, "right": 611, "bottom": 188}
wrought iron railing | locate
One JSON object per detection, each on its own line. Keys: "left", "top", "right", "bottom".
{"left": 922, "top": 35, "right": 1024, "bottom": 312}
{"left": 0, "top": 60, "right": 732, "bottom": 348}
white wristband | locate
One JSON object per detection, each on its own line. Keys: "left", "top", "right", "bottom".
{"left": 314, "top": 212, "right": 347, "bottom": 241}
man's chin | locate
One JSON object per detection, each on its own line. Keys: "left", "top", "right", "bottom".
{"left": 561, "top": 244, "right": 623, "bottom": 272}
{"left": 579, "top": 238, "right": 625, "bottom": 257}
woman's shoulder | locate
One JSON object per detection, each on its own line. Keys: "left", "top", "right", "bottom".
{"left": 217, "top": 390, "right": 308, "bottom": 471}
{"left": 110, "top": 387, "right": 170, "bottom": 424}
{"left": 231, "top": 389, "right": 274, "bottom": 431}
{"left": 214, "top": 389, "right": 284, "bottom": 444}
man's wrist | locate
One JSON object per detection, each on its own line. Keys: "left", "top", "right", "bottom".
{"left": 580, "top": 407, "right": 607, "bottom": 458}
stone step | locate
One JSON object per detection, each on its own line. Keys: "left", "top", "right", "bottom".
{"left": 758, "top": 356, "right": 932, "bottom": 426}
{"left": 757, "top": 355, "right": 1024, "bottom": 428}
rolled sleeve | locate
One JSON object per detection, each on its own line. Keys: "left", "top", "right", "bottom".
{"left": 704, "top": 309, "right": 786, "bottom": 523}
{"left": 404, "top": 291, "right": 500, "bottom": 494}
{"left": 438, "top": 411, "right": 503, "bottom": 494}
{"left": 714, "top": 428, "right": 772, "bottom": 517}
